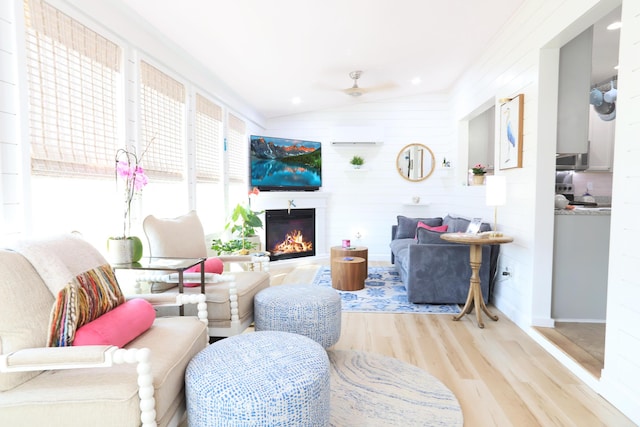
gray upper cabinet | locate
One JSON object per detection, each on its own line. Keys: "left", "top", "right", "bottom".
{"left": 557, "top": 26, "right": 593, "bottom": 154}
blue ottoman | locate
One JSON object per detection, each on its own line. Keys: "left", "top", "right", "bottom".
{"left": 186, "top": 331, "right": 330, "bottom": 427}
{"left": 254, "top": 285, "right": 342, "bottom": 349}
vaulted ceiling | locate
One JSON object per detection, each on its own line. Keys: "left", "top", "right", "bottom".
{"left": 117, "top": 0, "right": 527, "bottom": 119}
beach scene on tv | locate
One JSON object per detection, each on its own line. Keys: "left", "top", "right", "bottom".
{"left": 250, "top": 135, "right": 322, "bottom": 191}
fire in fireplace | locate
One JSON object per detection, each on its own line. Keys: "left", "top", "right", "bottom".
{"left": 265, "top": 209, "right": 315, "bottom": 261}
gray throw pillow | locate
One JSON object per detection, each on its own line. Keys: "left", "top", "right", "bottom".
{"left": 443, "top": 214, "right": 492, "bottom": 233}
{"left": 416, "top": 227, "right": 447, "bottom": 245}
{"left": 396, "top": 216, "right": 443, "bottom": 239}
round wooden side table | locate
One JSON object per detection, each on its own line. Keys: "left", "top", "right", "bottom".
{"left": 330, "top": 246, "right": 368, "bottom": 272}
{"left": 331, "top": 256, "right": 366, "bottom": 291}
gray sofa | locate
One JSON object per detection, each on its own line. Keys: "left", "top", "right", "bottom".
{"left": 390, "top": 214, "right": 499, "bottom": 304}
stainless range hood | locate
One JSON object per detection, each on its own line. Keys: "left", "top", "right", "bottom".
{"left": 556, "top": 152, "right": 589, "bottom": 171}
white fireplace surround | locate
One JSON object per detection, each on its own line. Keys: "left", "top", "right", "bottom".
{"left": 253, "top": 192, "right": 329, "bottom": 261}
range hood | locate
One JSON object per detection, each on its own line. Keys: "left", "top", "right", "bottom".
{"left": 556, "top": 152, "right": 589, "bottom": 171}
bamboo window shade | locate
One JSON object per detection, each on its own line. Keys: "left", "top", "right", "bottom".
{"left": 139, "top": 61, "right": 185, "bottom": 181}
{"left": 195, "top": 94, "right": 222, "bottom": 183}
{"left": 24, "top": 0, "right": 121, "bottom": 178}
{"left": 227, "top": 113, "right": 247, "bottom": 183}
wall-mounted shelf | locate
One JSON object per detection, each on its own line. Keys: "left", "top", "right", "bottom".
{"left": 402, "top": 202, "right": 430, "bottom": 207}
{"left": 345, "top": 167, "right": 369, "bottom": 172}
{"left": 331, "top": 141, "right": 383, "bottom": 146}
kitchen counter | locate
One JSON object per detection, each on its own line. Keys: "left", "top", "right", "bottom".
{"left": 552, "top": 213, "right": 610, "bottom": 321}
{"left": 555, "top": 207, "right": 611, "bottom": 216}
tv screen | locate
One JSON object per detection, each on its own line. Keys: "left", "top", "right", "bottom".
{"left": 250, "top": 135, "right": 322, "bottom": 191}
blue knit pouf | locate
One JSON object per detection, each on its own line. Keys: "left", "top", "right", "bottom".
{"left": 254, "top": 285, "right": 342, "bottom": 349}
{"left": 186, "top": 331, "right": 330, "bottom": 427}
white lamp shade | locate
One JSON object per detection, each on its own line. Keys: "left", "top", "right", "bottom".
{"left": 486, "top": 175, "right": 507, "bottom": 206}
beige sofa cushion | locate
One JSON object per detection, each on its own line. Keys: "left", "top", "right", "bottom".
{"left": 0, "top": 317, "right": 207, "bottom": 427}
{"left": 0, "top": 250, "right": 54, "bottom": 391}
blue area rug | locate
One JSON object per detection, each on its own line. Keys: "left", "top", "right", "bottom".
{"left": 312, "top": 266, "right": 461, "bottom": 314}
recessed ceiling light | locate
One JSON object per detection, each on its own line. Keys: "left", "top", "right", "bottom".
{"left": 291, "top": 97, "right": 301, "bottom": 105}
{"left": 411, "top": 77, "right": 422, "bottom": 85}
{"left": 607, "top": 21, "right": 622, "bottom": 30}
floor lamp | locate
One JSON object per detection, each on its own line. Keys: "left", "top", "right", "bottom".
{"left": 485, "top": 175, "right": 506, "bottom": 237}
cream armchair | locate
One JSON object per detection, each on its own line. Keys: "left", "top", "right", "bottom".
{"left": 0, "top": 234, "right": 208, "bottom": 427}
{"left": 139, "top": 211, "right": 271, "bottom": 337}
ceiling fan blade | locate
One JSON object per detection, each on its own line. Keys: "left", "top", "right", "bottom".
{"left": 343, "top": 86, "right": 364, "bottom": 97}
{"left": 362, "top": 82, "right": 398, "bottom": 93}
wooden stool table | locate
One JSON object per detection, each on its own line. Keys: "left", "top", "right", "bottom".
{"left": 330, "top": 246, "right": 368, "bottom": 272}
{"left": 331, "top": 256, "right": 366, "bottom": 291}
{"left": 440, "top": 233, "right": 513, "bottom": 328}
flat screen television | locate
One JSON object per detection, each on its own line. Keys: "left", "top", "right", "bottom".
{"left": 250, "top": 135, "right": 322, "bottom": 191}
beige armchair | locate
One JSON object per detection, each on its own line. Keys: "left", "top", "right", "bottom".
{"left": 139, "top": 211, "right": 271, "bottom": 337}
{"left": 0, "top": 233, "right": 208, "bottom": 427}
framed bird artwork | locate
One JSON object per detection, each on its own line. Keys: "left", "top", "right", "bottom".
{"left": 499, "top": 94, "right": 524, "bottom": 170}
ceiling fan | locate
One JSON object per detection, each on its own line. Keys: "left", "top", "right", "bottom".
{"left": 344, "top": 70, "right": 365, "bottom": 97}
{"left": 343, "top": 70, "right": 396, "bottom": 97}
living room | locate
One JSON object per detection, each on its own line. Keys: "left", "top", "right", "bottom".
{"left": 2, "top": 0, "right": 639, "bottom": 425}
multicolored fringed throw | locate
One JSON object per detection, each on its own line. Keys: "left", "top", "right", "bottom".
{"left": 47, "top": 264, "right": 125, "bottom": 347}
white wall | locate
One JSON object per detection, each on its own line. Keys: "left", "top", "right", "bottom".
{"left": 264, "top": 94, "right": 494, "bottom": 260}
{"left": 0, "top": 0, "right": 24, "bottom": 240}
{"left": 450, "top": 0, "right": 638, "bottom": 422}
{"left": 600, "top": 0, "right": 640, "bottom": 421}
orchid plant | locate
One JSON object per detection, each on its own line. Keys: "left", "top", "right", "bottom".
{"left": 115, "top": 142, "right": 151, "bottom": 238}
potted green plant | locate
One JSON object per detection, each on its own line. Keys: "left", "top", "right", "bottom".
{"left": 211, "top": 202, "right": 264, "bottom": 255}
{"left": 350, "top": 155, "right": 365, "bottom": 169}
{"left": 471, "top": 163, "right": 486, "bottom": 185}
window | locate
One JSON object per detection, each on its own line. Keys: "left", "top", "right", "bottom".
{"left": 195, "top": 94, "right": 222, "bottom": 182}
{"left": 24, "top": 0, "right": 121, "bottom": 178}
{"left": 227, "top": 113, "right": 247, "bottom": 184}
{"left": 194, "top": 93, "right": 224, "bottom": 231}
{"left": 139, "top": 60, "right": 185, "bottom": 181}
{"left": 24, "top": 0, "right": 124, "bottom": 244}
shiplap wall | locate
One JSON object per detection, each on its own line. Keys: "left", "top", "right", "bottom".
{"left": 0, "top": 1, "right": 19, "bottom": 239}
{"left": 600, "top": 0, "right": 640, "bottom": 421}
{"left": 264, "top": 94, "right": 496, "bottom": 260}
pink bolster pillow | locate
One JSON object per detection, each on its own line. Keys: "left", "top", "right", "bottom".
{"left": 73, "top": 299, "right": 156, "bottom": 347}
{"left": 415, "top": 221, "right": 448, "bottom": 238}
{"left": 183, "top": 257, "right": 224, "bottom": 287}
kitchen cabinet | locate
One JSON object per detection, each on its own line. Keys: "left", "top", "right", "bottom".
{"left": 552, "top": 212, "right": 610, "bottom": 321}
{"left": 587, "top": 108, "right": 615, "bottom": 172}
{"left": 557, "top": 27, "right": 592, "bottom": 154}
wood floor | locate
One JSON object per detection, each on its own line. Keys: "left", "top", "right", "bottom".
{"left": 534, "top": 322, "right": 606, "bottom": 379}
{"left": 268, "top": 260, "right": 633, "bottom": 427}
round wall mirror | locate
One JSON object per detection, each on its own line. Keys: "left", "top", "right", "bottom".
{"left": 396, "top": 143, "right": 436, "bottom": 182}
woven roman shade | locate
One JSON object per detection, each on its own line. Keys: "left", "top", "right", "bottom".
{"left": 24, "top": 0, "right": 121, "bottom": 178}
{"left": 195, "top": 94, "right": 222, "bottom": 183}
{"left": 227, "top": 113, "right": 247, "bottom": 184}
{"left": 139, "top": 60, "right": 185, "bottom": 181}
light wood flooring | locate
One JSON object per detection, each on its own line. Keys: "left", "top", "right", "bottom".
{"left": 534, "top": 322, "right": 606, "bottom": 379}
{"left": 268, "top": 260, "right": 632, "bottom": 427}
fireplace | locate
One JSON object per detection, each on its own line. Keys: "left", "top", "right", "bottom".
{"left": 265, "top": 209, "right": 316, "bottom": 262}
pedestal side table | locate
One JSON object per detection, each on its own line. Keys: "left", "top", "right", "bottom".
{"left": 331, "top": 256, "right": 366, "bottom": 291}
{"left": 440, "top": 233, "right": 513, "bottom": 328}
